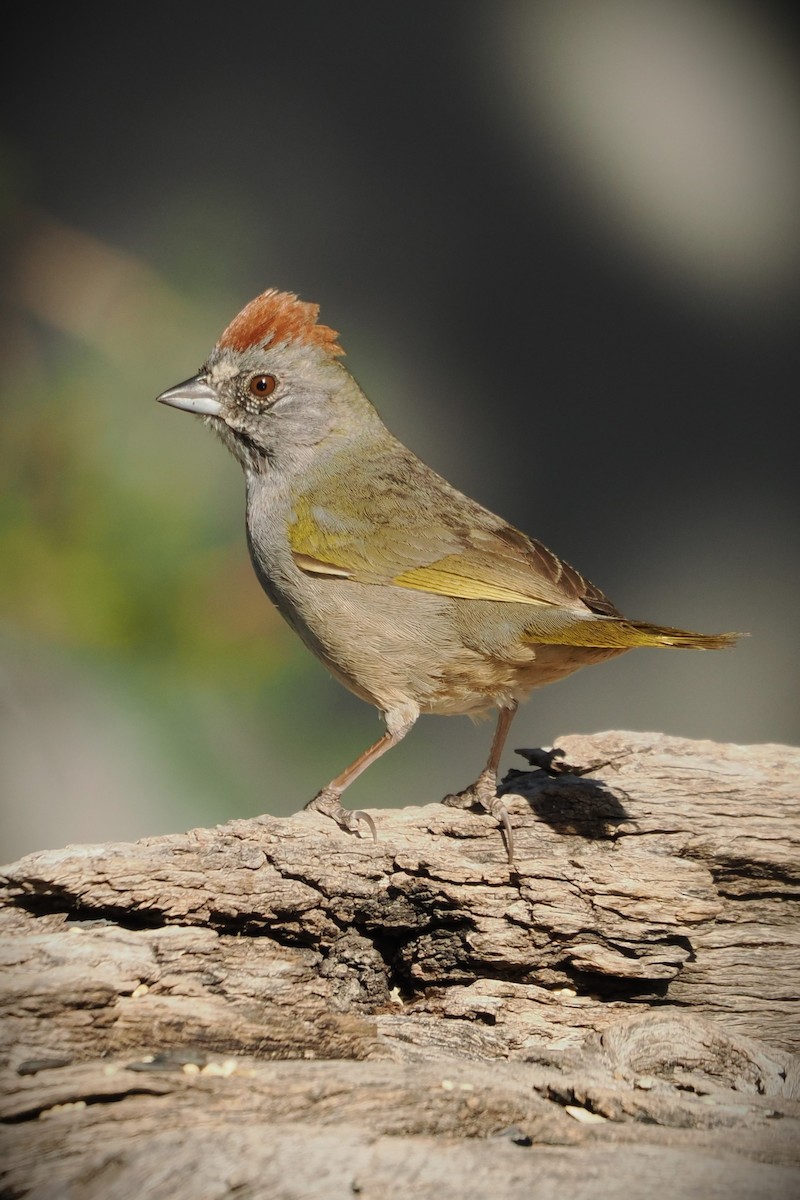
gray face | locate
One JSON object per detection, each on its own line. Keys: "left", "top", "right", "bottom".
{"left": 158, "top": 339, "right": 370, "bottom": 477}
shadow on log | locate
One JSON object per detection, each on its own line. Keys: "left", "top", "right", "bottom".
{"left": 1, "top": 731, "right": 799, "bottom": 1198}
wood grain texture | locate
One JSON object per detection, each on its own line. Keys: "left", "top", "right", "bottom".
{"left": 1, "top": 731, "right": 798, "bottom": 1198}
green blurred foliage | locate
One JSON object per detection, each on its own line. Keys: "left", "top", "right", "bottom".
{"left": 0, "top": 331, "right": 277, "bottom": 684}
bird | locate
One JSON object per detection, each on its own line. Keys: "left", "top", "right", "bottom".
{"left": 157, "top": 288, "right": 738, "bottom": 863}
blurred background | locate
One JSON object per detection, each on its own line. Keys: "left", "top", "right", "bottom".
{"left": 2, "top": 0, "right": 798, "bottom": 860}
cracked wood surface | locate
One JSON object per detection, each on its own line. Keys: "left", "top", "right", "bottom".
{"left": 1, "top": 730, "right": 799, "bottom": 1199}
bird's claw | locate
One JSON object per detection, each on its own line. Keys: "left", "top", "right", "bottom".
{"left": 441, "top": 772, "right": 515, "bottom": 865}
{"left": 305, "top": 789, "right": 378, "bottom": 842}
{"left": 484, "top": 795, "right": 515, "bottom": 866}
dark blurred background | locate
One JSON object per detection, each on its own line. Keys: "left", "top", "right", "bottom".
{"left": 2, "top": 1, "right": 798, "bottom": 859}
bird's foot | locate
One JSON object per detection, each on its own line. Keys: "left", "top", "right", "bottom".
{"left": 304, "top": 788, "right": 377, "bottom": 842}
{"left": 442, "top": 769, "right": 515, "bottom": 865}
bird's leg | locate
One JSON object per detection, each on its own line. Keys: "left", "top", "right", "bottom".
{"left": 305, "top": 711, "right": 415, "bottom": 842}
{"left": 442, "top": 702, "right": 518, "bottom": 863}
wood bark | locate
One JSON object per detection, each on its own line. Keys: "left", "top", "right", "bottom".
{"left": 1, "top": 730, "right": 798, "bottom": 1199}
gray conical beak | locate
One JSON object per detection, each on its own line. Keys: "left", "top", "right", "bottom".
{"left": 156, "top": 375, "right": 222, "bottom": 417}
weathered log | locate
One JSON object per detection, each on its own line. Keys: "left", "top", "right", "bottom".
{"left": 1, "top": 731, "right": 799, "bottom": 1199}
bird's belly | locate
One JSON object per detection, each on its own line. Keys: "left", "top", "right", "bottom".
{"left": 270, "top": 570, "right": 624, "bottom": 717}
{"left": 284, "top": 576, "right": 489, "bottom": 713}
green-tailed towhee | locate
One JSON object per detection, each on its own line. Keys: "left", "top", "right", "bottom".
{"left": 157, "top": 289, "right": 738, "bottom": 862}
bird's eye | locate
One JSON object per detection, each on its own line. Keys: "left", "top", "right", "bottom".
{"left": 249, "top": 374, "right": 277, "bottom": 398}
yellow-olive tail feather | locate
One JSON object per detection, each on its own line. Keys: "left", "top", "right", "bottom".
{"left": 610, "top": 620, "right": 740, "bottom": 650}
{"left": 524, "top": 615, "right": 741, "bottom": 651}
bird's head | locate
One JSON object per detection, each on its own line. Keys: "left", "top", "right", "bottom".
{"left": 157, "top": 289, "right": 379, "bottom": 475}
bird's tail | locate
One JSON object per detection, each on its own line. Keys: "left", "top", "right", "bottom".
{"left": 610, "top": 619, "right": 741, "bottom": 650}
{"left": 527, "top": 614, "right": 742, "bottom": 650}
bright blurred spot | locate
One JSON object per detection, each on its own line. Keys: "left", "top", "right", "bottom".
{"left": 5, "top": 211, "right": 199, "bottom": 364}
{"left": 494, "top": 0, "right": 800, "bottom": 306}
